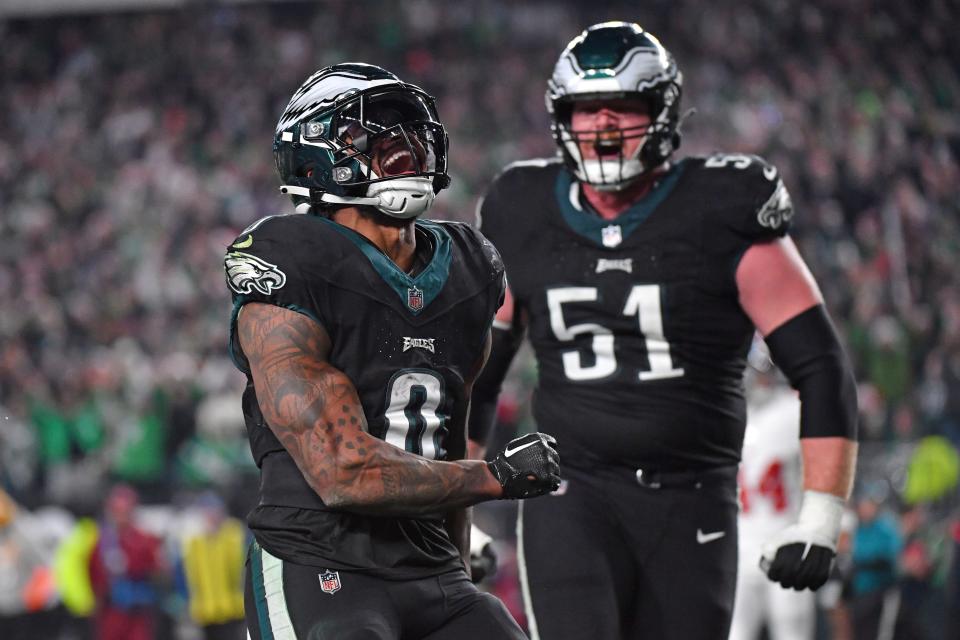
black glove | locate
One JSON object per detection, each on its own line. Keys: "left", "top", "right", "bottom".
{"left": 488, "top": 433, "right": 561, "bottom": 499}
{"left": 761, "top": 543, "right": 835, "bottom": 591}
{"left": 759, "top": 490, "right": 845, "bottom": 591}
{"left": 469, "top": 524, "right": 497, "bottom": 584}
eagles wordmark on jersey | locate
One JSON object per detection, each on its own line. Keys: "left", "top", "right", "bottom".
{"left": 479, "top": 152, "right": 793, "bottom": 472}
{"left": 225, "top": 213, "right": 505, "bottom": 578}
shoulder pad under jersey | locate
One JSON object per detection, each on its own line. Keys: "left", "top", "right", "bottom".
{"left": 224, "top": 213, "right": 341, "bottom": 316}
{"left": 476, "top": 157, "right": 561, "bottom": 248}
{"left": 696, "top": 153, "right": 794, "bottom": 240}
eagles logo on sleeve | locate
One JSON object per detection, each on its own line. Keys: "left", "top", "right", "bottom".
{"left": 225, "top": 251, "right": 287, "bottom": 295}
{"left": 756, "top": 179, "right": 794, "bottom": 231}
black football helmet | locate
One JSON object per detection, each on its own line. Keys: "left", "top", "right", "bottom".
{"left": 274, "top": 63, "right": 450, "bottom": 218}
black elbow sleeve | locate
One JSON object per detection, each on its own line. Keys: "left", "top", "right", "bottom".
{"left": 467, "top": 400, "right": 498, "bottom": 448}
{"left": 764, "top": 305, "right": 858, "bottom": 440}
{"left": 473, "top": 327, "right": 523, "bottom": 404}
{"left": 469, "top": 327, "right": 523, "bottom": 445}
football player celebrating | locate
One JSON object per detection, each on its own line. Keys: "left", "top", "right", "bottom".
{"left": 471, "top": 23, "right": 858, "bottom": 640}
{"left": 226, "top": 63, "right": 560, "bottom": 639}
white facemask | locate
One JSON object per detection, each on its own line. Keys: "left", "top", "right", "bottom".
{"left": 561, "top": 131, "right": 647, "bottom": 191}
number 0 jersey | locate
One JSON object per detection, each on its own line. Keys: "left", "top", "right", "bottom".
{"left": 225, "top": 214, "right": 504, "bottom": 578}
{"left": 479, "top": 155, "right": 793, "bottom": 472}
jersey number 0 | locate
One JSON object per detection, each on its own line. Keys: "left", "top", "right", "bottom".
{"left": 383, "top": 370, "right": 447, "bottom": 459}
{"left": 546, "top": 284, "right": 685, "bottom": 382}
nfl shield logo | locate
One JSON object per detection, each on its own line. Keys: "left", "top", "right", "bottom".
{"left": 319, "top": 570, "right": 341, "bottom": 595}
{"left": 407, "top": 286, "right": 424, "bottom": 312}
{"left": 601, "top": 225, "right": 623, "bottom": 247}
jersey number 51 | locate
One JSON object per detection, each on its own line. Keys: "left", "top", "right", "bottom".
{"left": 547, "top": 284, "right": 684, "bottom": 382}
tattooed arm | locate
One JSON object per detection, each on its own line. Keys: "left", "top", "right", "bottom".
{"left": 238, "top": 302, "right": 504, "bottom": 516}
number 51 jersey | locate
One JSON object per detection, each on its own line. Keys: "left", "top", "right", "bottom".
{"left": 225, "top": 214, "right": 504, "bottom": 578}
{"left": 479, "top": 155, "right": 793, "bottom": 472}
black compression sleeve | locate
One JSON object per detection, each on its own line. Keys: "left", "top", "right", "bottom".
{"left": 764, "top": 305, "right": 858, "bottom": 440}
{"left": 468, "top": 326, "right": 524, "bottom": 446}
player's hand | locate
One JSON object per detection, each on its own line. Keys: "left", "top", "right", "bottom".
{"left": 469, "top": 523, "right": 497, "bottom": 583}
{"left": 488, "top": 433, "right": 561, "bottom": 499}
{"left": 760, "top": 490, "right": 845, "bottom": 591}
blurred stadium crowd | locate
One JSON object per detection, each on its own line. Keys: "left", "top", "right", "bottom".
{"left": 1, "top": 0, "right": 959, "bottom": 638}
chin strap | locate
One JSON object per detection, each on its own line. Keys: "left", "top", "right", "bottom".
{"left": 279, "top": 177, "right": 435, "bottom": 219}
{"left": 279, "top": 184, "right": 379, "bottom": 205}
{"left": 583, "top": 161, "right": 643, "bottom": 192}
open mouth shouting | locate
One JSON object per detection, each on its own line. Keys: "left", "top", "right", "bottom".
{"left": 594, "top": 130, "right": 624, "bottom": 158}
{"left": 372, "top": 133, "right": 428, "bottom": 177}
{"left": 380, "top": 147, "right": 417, "bottom": 175}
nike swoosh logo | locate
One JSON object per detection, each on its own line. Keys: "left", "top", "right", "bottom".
{"left": 232, "top": 234, "right": 253, "bottom": 249}
{"left": 696, "top": 529, "right": 726, "bottom": 544}
{"left": 504, "top": 440, "right": 538, "bottom": 458}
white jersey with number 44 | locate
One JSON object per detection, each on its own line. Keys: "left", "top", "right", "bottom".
{"left": 731, "top": 386, "right": 813, "bottom": 640}
{"left": 738, "top": 387, "right": 803, "bottom": 552}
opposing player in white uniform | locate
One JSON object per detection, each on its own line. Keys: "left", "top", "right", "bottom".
{"left": 730, "top": 370, "right": 816, "bottom": 640}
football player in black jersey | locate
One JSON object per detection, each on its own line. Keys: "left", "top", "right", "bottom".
{"left": 471, "top": 23, "right": 859, "bottom": 640}
{"left": 225, "top": 63, "right": 560, "bottom": 640}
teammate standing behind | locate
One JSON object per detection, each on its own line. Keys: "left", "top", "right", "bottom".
{"left": 730, "top": 361, "right": 815, "bottom": 640}
{"left": 226, "top": 63, "right": 559, "bottom": 639}
{"left": 471, "top": 22, "right": 858, "bottom": 639}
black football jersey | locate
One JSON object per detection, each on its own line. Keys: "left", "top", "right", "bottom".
{"left": 479, "top": 154, "right": 793, "bottom": 472}
{"left": 224, "top": 214, "right": 504, "bottom": 578}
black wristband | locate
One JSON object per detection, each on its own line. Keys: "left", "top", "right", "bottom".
{"left": 764, "top": 305, "right": 858, "bottom": 440}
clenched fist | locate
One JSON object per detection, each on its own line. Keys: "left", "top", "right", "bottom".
{"left": 488, "top": 433, "right": 561, "bottom": 499}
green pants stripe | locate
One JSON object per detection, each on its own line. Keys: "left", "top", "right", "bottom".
{"left": 250, "top": 542, "right": 297, "bottom": 640}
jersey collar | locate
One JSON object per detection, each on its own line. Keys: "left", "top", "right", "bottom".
{"left": 317, "top": 217, "right": 451, "bottom": 315}
{"left": 554, "top": 160, "right": 686, "bottom": 248}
